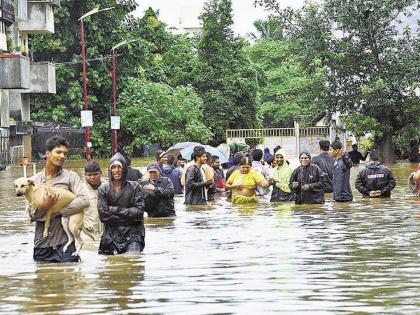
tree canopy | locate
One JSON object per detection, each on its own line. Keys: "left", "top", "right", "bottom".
{"left": 255, "top": 0, "right": 420, "bottom": 162}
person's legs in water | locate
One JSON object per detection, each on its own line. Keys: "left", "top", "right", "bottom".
{"left": 123, "top": 240, "right": 144, "bottom": 254}
{"left": 33, "top": 243, "right": 80, "bottom": 263}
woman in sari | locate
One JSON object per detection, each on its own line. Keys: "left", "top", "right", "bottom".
{"left": 225, "top": 157, "right": 269, "bottom": 204}
{"left": 270, "top": 149, "right": 295, "bottom": 202}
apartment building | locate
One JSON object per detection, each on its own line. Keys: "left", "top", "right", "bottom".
{"left": 0, "top": 0, "right": 58, "bottom": 163}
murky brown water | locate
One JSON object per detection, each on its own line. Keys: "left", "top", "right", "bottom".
{"left": 0, "top": 159, "right": 419, "bottom": 314}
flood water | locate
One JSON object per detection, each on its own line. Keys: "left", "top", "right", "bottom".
{"left": 0, "top": 159, "right": 419, "bottom": 314}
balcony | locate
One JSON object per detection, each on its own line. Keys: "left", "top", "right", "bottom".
{"left": 9, "top": 91, "right": 30, "bottom": 122}
{"left": 0, "top": 54, "right": 30, "bottom": 89}
{"left": 18, "top": 1, "right": 56, "bottom": 34}
{"left": 15, "top": 0, "right": 28, "bottom": 22}
{"left": 30, "top": 62, "right": 56, "bottom": 93}
{"left": 0, "top": 0, "right": 15, "bottom": 26}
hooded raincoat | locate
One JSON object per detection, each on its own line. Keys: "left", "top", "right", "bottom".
{"left": 162, "top": 164, "right": 183, "bottom": 194}
{"left": 311, "top": 151, "right": 335, "bottom": 193}
{"left": 98, "top": 153, "right": 146, "bottom": 255}
{"left": 289, "top": 163, "right": 325, "bottom": 204}
{"left": 355, "top": 161, "right": 396, "bottom": 197}
{"left": 270, "top": 149, "right": 295, "bottom": 202}
{"left": 332, "top": 154, "right": 353, "bottom": 202}
{"left": 142, "top": 176, "right": 175, "bottom": 217}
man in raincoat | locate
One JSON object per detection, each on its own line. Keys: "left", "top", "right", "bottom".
{"left": 355, "top": 150, "right": 396, "bottom": 198}
{"left": 142, "top": 164, "right": 175, "bottom": 217}
{"left": 97, "top": 153, "right": 146, "bottom": 255}
{"left": 311, "top": 140, "right": 335, "bottom": 193}
{"left": 331, "top": 141, "right": 353, "bottom": 202}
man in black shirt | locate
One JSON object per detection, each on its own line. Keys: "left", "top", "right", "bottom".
{"left": 348, "top": 144, "right": 369, "bottom": 164}
{"left": 311, "top": 140, "right": 335, "bottom": 193}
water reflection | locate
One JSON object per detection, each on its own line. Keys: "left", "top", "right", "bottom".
{"left": 95, "top": 255, "right": 146, "bottom": 312}
{"left": 0, "top": 161, "right": 419, "bottom": 313}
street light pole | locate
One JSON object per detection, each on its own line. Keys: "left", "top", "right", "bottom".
{"left": 111, "top": 39, "right": 139, "bottom": 154}
{"left": 79, "top": 7, "right": 114, "bottom": 160}
{"left": 80, "top": 19, "right": 91, "bottom": 160}
{"left": 112, "top": 48, "right": 118, "bottom": 154}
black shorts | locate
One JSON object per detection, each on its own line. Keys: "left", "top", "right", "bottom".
{"left": 33, "top": 243, "right": 80, "bottom": 263}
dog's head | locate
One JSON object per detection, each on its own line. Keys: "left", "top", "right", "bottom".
{"left": 14, "top": 177, "right": 35, "bottom": 197}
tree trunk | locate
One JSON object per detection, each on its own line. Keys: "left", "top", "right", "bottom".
{"left": 376, "top": 131, "right": 396, "bottom": 164}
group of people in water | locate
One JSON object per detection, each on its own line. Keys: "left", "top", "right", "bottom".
{"left": 25, "top": 136, "right": 419, "bottom": 263}
{"left": 183, "top": 140, "right": 400, "bottom": 206}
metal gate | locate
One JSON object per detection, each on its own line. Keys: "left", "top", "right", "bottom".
{"left": 0, "top": 128, "right": 10, "bottom": 164}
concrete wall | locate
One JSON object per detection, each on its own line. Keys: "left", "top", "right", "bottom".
{"left": 0, "top": 22, "right": 7, "bottom": 51}
{"left": 18, "top": 2, "right": 55, "bottom": 34}
{"left": 0, "top": 55, "right": 30, "bottom": 89}
{"left": 260, "top": 137, "right": 298, "bottom": 160}
{"left": 0, "top": 90, "right": 10, "bottom": 127}
{"left": 15, "top": 0, "right": 28, "bottom": 22}
{"left": 9, "top": 91, "right": 30, "bottom": 121}
{"left": 30, "top": 62, "right": 56, "bottom": 93}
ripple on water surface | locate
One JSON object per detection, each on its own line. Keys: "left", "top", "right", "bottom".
{"left": 0, "top": 161, "right": 419, "bottom": 314}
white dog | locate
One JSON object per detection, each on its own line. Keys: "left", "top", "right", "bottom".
{"left": 14, "top": 177, "right": 94, "bottom": 256}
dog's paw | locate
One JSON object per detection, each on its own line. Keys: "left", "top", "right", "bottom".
{"left": 43, "top": 231, "right": 49, "bottom": 238}
{"left": 63, "top": 244, "right": 69, "bottom": 253}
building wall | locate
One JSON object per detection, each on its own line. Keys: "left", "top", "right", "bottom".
{"left": 0, "top": 0, "right": 57, "bottom": 164}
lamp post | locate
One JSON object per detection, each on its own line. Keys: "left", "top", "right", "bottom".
{"left": 79, "top": 6, "right": 113, "bottom": 160}
{"left": 111, "top": 39, "right": 138, "bottom": 154}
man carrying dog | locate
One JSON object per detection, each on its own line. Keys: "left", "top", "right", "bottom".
{"left": 97, "top": 153, "right": 146, "bottom": 255}
{"left": 30, "top": 136, "right": 90, "bottom": 262}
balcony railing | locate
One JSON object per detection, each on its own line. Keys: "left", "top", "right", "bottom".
{"left": 0, "top": 0, "right": 15, "bottom": 25}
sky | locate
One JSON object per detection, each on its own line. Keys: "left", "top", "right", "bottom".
{"left": 133, "top": 0, "right": 306, "bottom": 38}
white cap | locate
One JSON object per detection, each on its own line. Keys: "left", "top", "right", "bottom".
{"left": 109, "top": 160, "right": 123, "bottom": 170}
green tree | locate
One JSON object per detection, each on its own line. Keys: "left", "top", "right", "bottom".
{"left": 29, "top": 2, "right": 207, "bottom": 157}
{"left": 247, "top": 39, "right": 326, "bottom": 126}
{"left": 117, "top": 78, "right": 212, "bottom": 155}
{"left": 255, "top": 0, "right": 420, "bottom": 163}
{"left": 249, "top": 19, "right": 283, "bottom": 41}
{"left": 193, "top": 0, "right": 263, "bottom": 143}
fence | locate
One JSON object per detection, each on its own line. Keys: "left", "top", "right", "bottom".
{"left": 32, "top": 125, "right": 85, "bottom": 159}
{"left": 226, "top": 127, "right": 329, "bottom": 140}
{"left": 226, "top": 128, "right": 296, "bottom": 139}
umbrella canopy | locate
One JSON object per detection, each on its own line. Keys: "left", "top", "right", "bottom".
{"left": 166, "top": 142, "right": 202, "bottom": 158}
{"left": 217, "top": 143, "right": 230, "bottom": 160}
{"left": 180, "top": 145, "right": 228, "bottom": 163}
